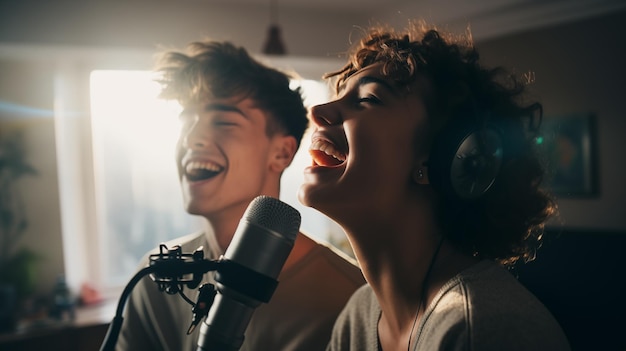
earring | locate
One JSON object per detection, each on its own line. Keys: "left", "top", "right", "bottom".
{"left": 413, "top": 168, "right": 424, "bottom": 182}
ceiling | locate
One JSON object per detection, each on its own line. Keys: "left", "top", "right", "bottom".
{"left": 206, "top": 0, "right": 626, "bottom": 41}
{"left": 1, "top": 0, "right": 625, "bottom": 62}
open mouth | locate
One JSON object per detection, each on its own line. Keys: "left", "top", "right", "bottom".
{"left": 185, "top": 161, "right": 224, "bottom": 181}
{"left": 309, "top": 139, "right": 346, "bottom": 167}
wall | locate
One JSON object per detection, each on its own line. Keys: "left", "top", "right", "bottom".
{"left": 0, "top": 60, "right": 65, "bottom": 293}
{"left": 477, "top": 9, "right": 626, "bottom": 231}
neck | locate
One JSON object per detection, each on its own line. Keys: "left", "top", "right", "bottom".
{"left": 342, "top": 209, "right": 478, "bottom": 351}
{"left": 206, "top": 185, "right": 282, "bottom": 250}
{"left": 206, "top": 201, "right": 251, "bottom": 252}
{"left": 367, "top": 234, "right": 442, "bottom": 331}
{"left": 345, "top": 214, "right": 439, "bottom": 319}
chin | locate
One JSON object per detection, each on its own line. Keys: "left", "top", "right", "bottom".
{"left": 298, "top": 183, "right": 342, "bottom": 218}
{"left": 297, "top": 181, "right": 324, "bottom": 207}
{"left": 184, "top": 205, "right": 203, "bottom": 217}
{"left": 296, "top": 185, "right": 313, "bottom": 207}
{"left": 183, "top": 197, "right": 210, "bottom": 216}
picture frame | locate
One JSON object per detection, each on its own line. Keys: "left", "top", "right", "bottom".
{"left": 537, "top": 114, "right": 597, "bottom": 197}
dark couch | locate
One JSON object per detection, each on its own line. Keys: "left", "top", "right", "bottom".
{"left": 514, "top": 229, "right": 626, "bottom": 351}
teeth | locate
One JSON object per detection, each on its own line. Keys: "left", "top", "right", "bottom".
{"left": 309, "top": 139, "right": 346, "bottom": 161}
{"left": 185, "top": 161, "right": 222, "bottom": 173}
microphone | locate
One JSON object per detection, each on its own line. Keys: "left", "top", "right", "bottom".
{"left": 196, "top": 195, "right": 301, "bottom": 351}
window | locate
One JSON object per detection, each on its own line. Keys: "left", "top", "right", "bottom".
{"left": 89, "top": 70, "right": 202, "bottom": 287}
{"left": 59, "top": 68, "right": 347, "bottom": 297}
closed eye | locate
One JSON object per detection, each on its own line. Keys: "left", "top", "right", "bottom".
{"left": 357, "top": 95, "right": 381, "bottom": 105}
{"left": 214, "top": 120, "right": 238, "bottom": 127}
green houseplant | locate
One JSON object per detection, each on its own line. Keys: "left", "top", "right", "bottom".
{"left": 0, "top": 129, "right": 40, "bottom": 331}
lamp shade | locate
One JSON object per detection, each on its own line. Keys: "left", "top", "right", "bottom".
{"left": 262, "top": 25, "right": 286, "bottom": 55}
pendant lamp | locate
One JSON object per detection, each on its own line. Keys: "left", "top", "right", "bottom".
{"left": 262, "top": 0, "right": 286, "bottom": 55}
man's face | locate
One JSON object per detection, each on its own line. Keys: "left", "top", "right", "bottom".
{"left": 175, "top": 95, "right": 282, "bottom": 220}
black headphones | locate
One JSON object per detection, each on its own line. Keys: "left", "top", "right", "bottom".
{"left": 427, "top": 117, "right": 504, "bottom": 201}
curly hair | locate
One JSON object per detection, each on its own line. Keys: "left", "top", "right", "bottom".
{"left": 326, "top": 22, "right": 557, "bottom": 266}
{"left": 154, "top": 41, "right": 308, "bottom": 148}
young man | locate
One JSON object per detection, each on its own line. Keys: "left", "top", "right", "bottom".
{"left": 115, "top": 41, "right": 365, "bottom": 351}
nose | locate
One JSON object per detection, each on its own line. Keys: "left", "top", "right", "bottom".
{"left": 310, "top": 101, "right": 342, "bottom": 127}
{"left": 180, "top": 116, "right": 208, "bottom": 149}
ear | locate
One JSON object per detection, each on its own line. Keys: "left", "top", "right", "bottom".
{"left": 268, "top": 135, "right": 298, "bottom": 173}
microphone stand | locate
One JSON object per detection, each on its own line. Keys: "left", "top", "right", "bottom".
{"left": 99, "top": 244, "right": 220, "bottom": 351}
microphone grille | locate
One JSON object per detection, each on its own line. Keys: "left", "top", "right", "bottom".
{"left": 244, "top": 196, "right": 301, "bottom": 240}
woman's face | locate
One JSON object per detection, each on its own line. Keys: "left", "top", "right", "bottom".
{"left": 298, "top": 63, "right": 431, "bottom": 224}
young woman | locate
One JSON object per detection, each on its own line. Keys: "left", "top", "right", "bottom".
{"left": 299, "top": 22, "right": 570, "bottom": 350}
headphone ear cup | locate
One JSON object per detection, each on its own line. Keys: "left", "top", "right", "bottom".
{"left": 428, "top": 126, "right": 503, "bottom": 200}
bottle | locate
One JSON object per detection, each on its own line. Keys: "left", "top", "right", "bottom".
{"left": 50, "top": 275, "right": 75, "bottom": 323}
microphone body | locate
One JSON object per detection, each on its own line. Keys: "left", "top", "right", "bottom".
{"left": 196, "top": 196, "right": 301, "bottom": 351}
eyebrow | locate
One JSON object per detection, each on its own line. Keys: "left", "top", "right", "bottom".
{"left": 203, "top": 103, "right": 249, "bottom": 119}
{"left": 338, "top": 75, "right": 397, "bottom": 95}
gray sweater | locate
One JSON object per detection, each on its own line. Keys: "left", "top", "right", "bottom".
{"left": 327, "top": 260, "right": 571, "bottom": 351}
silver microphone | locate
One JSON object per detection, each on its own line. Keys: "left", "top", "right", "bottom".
{"left": 196, "top": 195, "right": 301, "bottom": 351}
